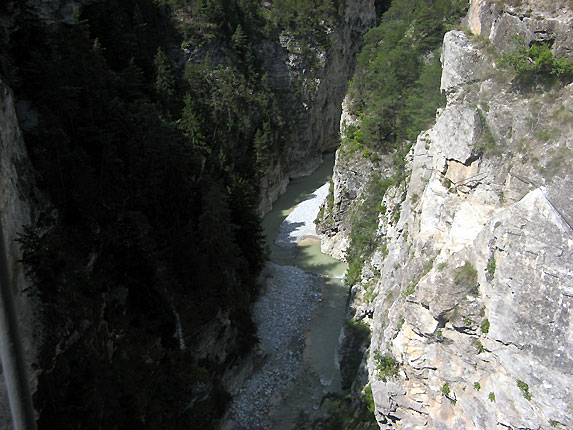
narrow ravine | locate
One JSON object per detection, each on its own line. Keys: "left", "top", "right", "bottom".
{"left": 222, "top": 154, "right": 348, "bottom": 430}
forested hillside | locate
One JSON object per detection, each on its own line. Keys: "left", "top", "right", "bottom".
{"left": 0, "top": 0, "right": 352, "bottom": 428}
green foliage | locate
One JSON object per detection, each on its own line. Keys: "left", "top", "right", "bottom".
{"left": 349, "top": 0, "right": 467, "bottom": 151}
{"left": 501, "top": 37, "right": 573, "bottom": 87}
{"left": 154, "top": 47, "right": 176, "bottom": 115}
{"left": 253, "top": 121, "right": 274, "bottom": 172}
{"left": 231, "top": 24, "right": 248, "bottom": 51}
{"left": 345, "top": 175, "right": 395, "bottom": 285}
{"left": 7, "top": 0, "right": 306, "bottom": 427}
{"left": 380, "top": 241, "right": 389, "bottom": 259}
{"left": 374, "top": 351, "right": 399, "bottom": 380}
{"left": 364, "top": 384, "right": 376, "bottom": 414}
{"left": 480, "top": 319, "right": 490, "bottom": 334}
{"left": 474, "top": 382, "right": 481, "bottom": 391}
{"left": 397, "top": 315, "right": 405, "bottom": 331}
{"left": 180, "top": 94, "right": 209, "bottom": 154}
{"left": 421, "top": 258, "right": 435, "bottom": 277}
{"left": 473, "top": 105, "right": 498, "bottom": 154}
{"left": 437, "top": 262, "right": 448, "bottom": 270}
{"left": 392, "top": 204, "right": 402, "bottom": 224}
{"left": 268, "top": 0, "right": 344, "bottom": 39}
{"left": 402, "top": 280, "right": 417, "bottom": 297}
{"left": 440, "top": 382, "right": 456, "bottom": 404}
{"left": 487, "top": 256, "right": 496, "bottom": 278}
{"left": 344, "top": 0, "right": 467, "bottom": 289}
{"left": 454, "top": 261, "right": 478, "bottom": 288}
{"left": 317, "top": 179, "right": 336, "bottom": 228}
{"left": 489, "top": 392, "right": 496, "bottom": 402}
{"left": 364, "top": 283, "right": 379, "bottom": 304}
{"left": 441, "top": 382, "right": 451, "bottom": 396}
{"left": 517, "top": 380, "right": 532, "bottom": 401}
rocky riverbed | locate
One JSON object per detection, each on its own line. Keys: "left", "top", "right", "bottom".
{"left": 222, "top": 263, "right": 323, "bottom": 430}
{"left": 221, "top": 180, "right": 332, "bottom": 430}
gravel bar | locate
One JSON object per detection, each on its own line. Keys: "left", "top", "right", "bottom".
{"left": 222, "top": 182, "right": 331, "bottom": 429}
{"left": 222, "top": 263, "right": 323, "bottom": 430}
{"left": 274, "top": 182, "right": 330, "bottom": 248}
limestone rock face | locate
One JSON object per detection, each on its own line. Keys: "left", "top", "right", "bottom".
{"left": 316, "top": 97, "right": 395, "bottom": 260}
{"left": 468, "top": 0, "right": 573, "bottom": 59}
{"left": 331, "top": 1, "right": 573, "bottom": 428}
{"left": 440, "top": 30, "right": 490, "bottom": 100}
{"left": 316, "top": 145, "right": 377, "bottom": 260}
{"left": 257, "top": 0, "right": 376, "bottom": 214}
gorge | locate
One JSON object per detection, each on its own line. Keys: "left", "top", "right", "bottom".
{"left": 0, "top": 0, "right": 572, "bottom": 429}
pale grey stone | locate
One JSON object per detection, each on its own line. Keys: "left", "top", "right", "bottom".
{"left": 333, "top": 2, "right": 573, "bottom": 429}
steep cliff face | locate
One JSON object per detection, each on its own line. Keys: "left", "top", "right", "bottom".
{"left": 0, "top": 79, "right": 41, "bottom": 430}
{"left": 325, "top": 0, "right": 573, "bottom": 428}
{"left": 257, "top": 0, "right": 376, "bottom": 214}
{"left": 316, "top": 96, "right": 398, "bottom": 260}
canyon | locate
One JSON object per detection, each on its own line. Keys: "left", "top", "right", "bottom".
{"left": 0, "top": 0, "right": 572, "bottom": 429}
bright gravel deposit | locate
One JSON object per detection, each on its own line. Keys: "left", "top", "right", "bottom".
{"left": 275, "top": 182, "right": 330, "bottom": 248}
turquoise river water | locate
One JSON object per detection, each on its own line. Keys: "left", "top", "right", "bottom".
{"left": 261, "top": 154, "right": 349, "bottom": 427}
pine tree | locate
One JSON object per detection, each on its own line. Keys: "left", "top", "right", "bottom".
{"left": 254, "top": 121, "right": 272, "bottom": 172}
{"left": 231, "top": 24, "right": 248, "bottom": 52}
{"left": 153, "top": 47, "right": 176, "bottom": 114}
{"left": 181, "top": 94, "right": 209, "bottom": 155}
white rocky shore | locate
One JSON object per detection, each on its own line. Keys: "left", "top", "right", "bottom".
{"left": 275, "top": 182, "right": 330, "bottom": 248}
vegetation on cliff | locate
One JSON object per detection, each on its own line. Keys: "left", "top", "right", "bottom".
{"left": 501, "top": 36, "right": 573, "bottom": 87}
{"left": 348, "top": 0, "right": 468, "bottom": 149}
{"left": 1, "top": 0, "right": 345, "bottom": 428}
{"left": 328, "top": 0, "right": 573, "bottom": 428}
{"left": 339, "top": 0, "right": 468, "bottom": 289}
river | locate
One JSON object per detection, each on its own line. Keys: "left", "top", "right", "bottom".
{"left": 222, "top": 154, "right": 348, "bottom": 430}
{"left": 262, "top": 154, "right": 348, "bottom": 428}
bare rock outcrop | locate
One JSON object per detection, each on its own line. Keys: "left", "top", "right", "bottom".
{"left": 330, "top": 1, "right": 573, "bottom": 429}
{"left": 316, "top": 97, "right": 395, "bottom": 260}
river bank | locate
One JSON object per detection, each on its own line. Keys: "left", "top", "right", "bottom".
{"left": 222, "top": 263, "right": 323, "bottom": 430}
{"left": 221, "top": 155, "right": 348, "bottom": 430}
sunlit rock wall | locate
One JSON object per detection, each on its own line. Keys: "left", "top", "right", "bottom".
{"left": 330, "top": 0, "right": 573, "bottom": 428}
